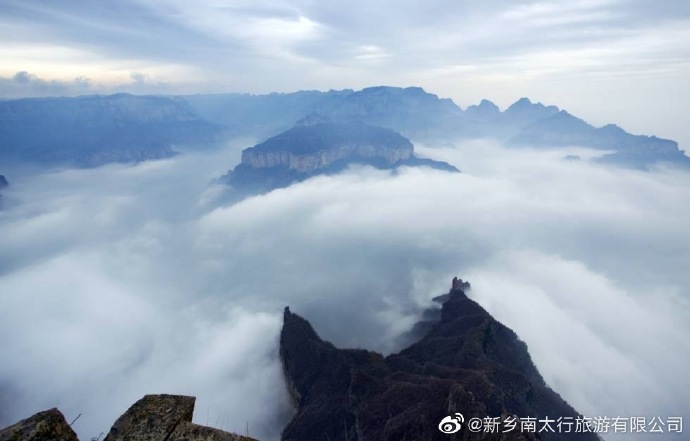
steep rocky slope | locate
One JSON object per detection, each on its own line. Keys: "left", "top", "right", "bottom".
{"left": 280, "top": 279, "right": 601, "bottom": 441}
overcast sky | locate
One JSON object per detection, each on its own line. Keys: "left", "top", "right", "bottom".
{"left": 1, "top": 0, "right": 689, "bottom": 148}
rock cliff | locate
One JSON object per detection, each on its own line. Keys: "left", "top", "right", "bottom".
{"left": 280, "top": 280, "right": 601, "bottom": 441}
{"left": 240, "top": 122, "right": 413, "bottom": 173}
{"left": 0, "top": 395, "right": 256, "bottom": 441}
{"left": 222, "top": 119, "right": 458, "bottom": 198}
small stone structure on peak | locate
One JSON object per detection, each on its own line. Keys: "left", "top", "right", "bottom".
{"left": 451, "top": 276, "right": 471, "bottom": 292}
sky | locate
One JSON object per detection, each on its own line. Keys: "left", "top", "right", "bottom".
{"left": 1, "top": 141, "right": 690, "bottom": 440}
{"left": 1, "top": 0, "right": 690, "bottom": 147}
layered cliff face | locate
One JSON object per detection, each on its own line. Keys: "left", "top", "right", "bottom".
{"left": 242, "top": 143, "right": 413, "bottom": 173}
{"left": 222, "top": 119, "right": 457, "bottom": 198}
{"left": 280, "top": 280, "right": 600, "bottom": 441}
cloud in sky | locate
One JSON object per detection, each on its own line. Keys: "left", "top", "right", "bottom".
{"left": 1, "top": 0, "right": 690, "bottom": 149}
{"left": 1, "top": 140, "right": 690, "bottom": 440}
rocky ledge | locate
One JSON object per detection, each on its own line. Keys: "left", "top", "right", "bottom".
{"left": 279, "top": 279, "right": 601, "bottom": 441}
{"left": 0, "top": 395, "right": 256, "bottom": 441}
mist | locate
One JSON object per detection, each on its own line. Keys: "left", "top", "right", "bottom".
{"left": 1, "top": 139, "right": 689, "bottom": 440}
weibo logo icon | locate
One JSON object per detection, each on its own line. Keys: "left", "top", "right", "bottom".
{"left": 438, "top": 413, "right": 464, "bottom": 434}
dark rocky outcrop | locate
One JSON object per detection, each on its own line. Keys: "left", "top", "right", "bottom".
{"left": 104, "top": 394, "right": 195, "bottom": 441}
{"left": 0, "top": 408, "right": 78, "bottom": 441}
{"left": 1, "top": 395, "right": 255, "bottom": 441}
{"left": 221, "top": 119, "right": 458, "bottom": 198}
{"left": 280, "top": 280, "right": 601, "bottom": 441}
{"left": 103, "top": 394, "right": 256, "bottom": 441}
{"left": 0, "top": 94, "right": 226, "bottom": 167}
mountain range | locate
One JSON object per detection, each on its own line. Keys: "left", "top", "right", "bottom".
{"left": 1, "top": 86, "right": 687, "bottom": 170}
{"left": 187, "top": 87, "right": 689, "bottom": 169}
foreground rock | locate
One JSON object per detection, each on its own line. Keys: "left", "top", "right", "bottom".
{"left": 0, "top": 408, "right": 78, "bottom": 441}
{"left": 104, "top": 394, "right": 256, "bottom": 441}
{"left": 1, "top": 395, "right": 256, "bottom": 441}
{"left": 280, "top": 279, "right": 601, "bottom": 441}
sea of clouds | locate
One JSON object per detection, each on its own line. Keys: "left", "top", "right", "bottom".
{"left": 1, "top": 140, "right": 689, "bottom": 440}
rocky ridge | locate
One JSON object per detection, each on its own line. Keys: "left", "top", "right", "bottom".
{"left": 279, "top": 279, "right": 601, "bottom": 441}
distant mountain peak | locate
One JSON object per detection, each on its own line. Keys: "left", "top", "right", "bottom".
{"left": 465, "top": 99, "right": 501, "bottom": 121}
{"left": 478, "top": 98, "right": 498, "bottom": 108}
{"left": 506, "top": 97, "right": 559, "bottom": 113}
{"left": 512, "top": 97, "right": 533, "bottom": 106}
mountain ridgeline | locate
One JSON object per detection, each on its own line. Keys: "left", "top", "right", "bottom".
{"left": 0, "top": 86, "right": 687, "bottom": 170}
{"left": 188, "top": 87, "right": 689, "bottom": 169}
{"left": 2, "top": 279, "right": 602, "bottom": 441}
{"left": 280, "top": 279, "right": 601, "bottom": 441}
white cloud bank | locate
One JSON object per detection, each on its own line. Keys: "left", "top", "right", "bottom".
{"left": 1, "top": 141, "right": 689, "bottom": 440}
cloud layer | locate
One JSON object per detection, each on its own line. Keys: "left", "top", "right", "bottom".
{"left": 1, "top": 141, "right": 690, "bottom": 440}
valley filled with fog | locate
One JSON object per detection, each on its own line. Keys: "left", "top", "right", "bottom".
{"left": 1, "top": 140, "right": 690, "bottom": 440}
